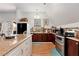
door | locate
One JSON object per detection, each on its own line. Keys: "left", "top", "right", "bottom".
{"left": 17, "top": 23, "right": 27, "bottom": 34}
{"left": 67, "top": 39, "right": 79, "bottom": 56}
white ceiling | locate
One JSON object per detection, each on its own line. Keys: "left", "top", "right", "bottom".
{"left": 0, "top": 3, "right": 16, "bottom": 12}
{"left": 0, "top": 3, "right": 50, "bottom": 12}
{"left": 15, "top": 3, "right": 50, "bottom": 12}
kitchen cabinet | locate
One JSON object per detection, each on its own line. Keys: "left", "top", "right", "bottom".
{"left": 32, "top": 33, "right": 55, "bottom": 43}
{"left": 6, "top": 36, "right": 32, "bottom": 56}
{"left": 22, "top": 37, "right": 32, "bottom": 56}
{"left": 47, "top": 34, "right": 55, "bottom": 43}
{"left": 32, "top": 34, "right": 38, "bottom": 42}
{"left": 6, "top": 46, "right": 23, "bottom": 56}
{"left": 65, "top": 38, "right": 79, "bottom": 56}
{"left": 32, "top": 34, "right": 43, "bottom": 42}
{"left": 42, "top": 34, "right": 48, "bottom": 42}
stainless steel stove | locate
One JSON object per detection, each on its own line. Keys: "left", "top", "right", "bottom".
{"left": 55, "top": 35, "right": 65, "bottom": 56}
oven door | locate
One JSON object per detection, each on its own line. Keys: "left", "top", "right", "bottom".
{"left": 56, "top": 35, "right": 64, "bottom": 42}
{"left": 55, "top": 39, "right": 64, "bottom": 56}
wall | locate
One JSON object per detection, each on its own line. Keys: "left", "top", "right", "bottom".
{"left": 0, "top": 12, "right": 16, "bottom": 22}
{"left": 15, "top": 3, "right": 52, "bottom": 28}
{"left": 0, "top": 12, "right": 16, "bottom": 34}
{"left": 21, "top": 11, "right": 48, "bottom": 28}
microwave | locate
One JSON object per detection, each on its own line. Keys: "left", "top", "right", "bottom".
{"left": 65, "top": 31, "right": 76, "bottom": 37}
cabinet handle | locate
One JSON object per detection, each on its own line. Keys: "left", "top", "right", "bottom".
{"left": 76, "top": 42, "right": 78, "bottom": 45}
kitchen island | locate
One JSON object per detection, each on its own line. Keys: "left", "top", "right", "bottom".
{"left": 0, "top": 34, "right": 32, "bottom": 56}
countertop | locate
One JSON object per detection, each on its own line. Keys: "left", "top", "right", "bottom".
{"left": 31, "top": 32, "right": 55, "bottom": 34}
{"left": 66, "top": 37, "right": 79, "bottom": 42}
{"left": 0, "top": 34, "right": 32, "bottom": 56}
{"left": 55, "top": 34, "right": 79, "bottom": 42}
{"left": 55, "top": 35, "right": 64, "bottom": 38}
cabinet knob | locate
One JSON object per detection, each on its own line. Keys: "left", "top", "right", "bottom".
{"left": 76, "top": 42, "right": 78, "bottom": 45}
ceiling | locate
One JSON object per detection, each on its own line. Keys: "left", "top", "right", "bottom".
{"left": 0, "top": 3, "right": 50, "bottom": 12}
{"left": 0, "top": 3, "right": 16, "bottom": 12}
{"left": 15, "top": 3, "right": 50, "bottom": 12}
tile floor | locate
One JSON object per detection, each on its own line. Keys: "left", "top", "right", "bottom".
{"left": 32, "top": 42, "right": 56, "bottom": 56}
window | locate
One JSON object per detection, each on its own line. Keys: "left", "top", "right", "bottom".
{"left": 34, "top": 19, "right": 41, "bottom": 27}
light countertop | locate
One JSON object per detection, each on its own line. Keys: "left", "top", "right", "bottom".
{"left": 0, "top": 34, "right": 32, "bottom": 56}
{"left": 31, "top": 32, "right": 56, "bottom": 34}
{"left": 66, "top": 37, "right": 79, "bottom": 42}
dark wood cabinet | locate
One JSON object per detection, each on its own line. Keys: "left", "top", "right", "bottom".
{"left": 47, "top": 34, "right": 55, "bottom": 43}
{"left": 32, "top": 34, "right": 38, "bottom": 42}
{"left": 37, "top": 34, "right": 42, "bottom": 42}
{"left": 65, "top": 38, "right": 79, "bottom": 56}
{"left": 32, "top": 33, "right": 55, "bottom": 43}
{"left": 42, "top": 34, "right": 48, "bottom": 42}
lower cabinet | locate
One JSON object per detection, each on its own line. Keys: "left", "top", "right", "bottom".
{"left": 42, "top": 34, "right": 48, "bottom": 42}
{"left": 32, "top": 34, "right": 38, "bottom": 42}
{"left": 6, "top": 46, "right": 23, "bottom": 56}
{"left": 6, "top": 36, "right": 32, "bottom": 56}
{"left": 47, "top": 34, "right": 55, "bottom": 43}
{"left": 22, "top": 37, "right": 32, "bottom": 56}
{"left": 65, "top": 38, "right": 79, "bottom": 56}
{"left": 32, "top": 33, "right": 55, "bottom": 42}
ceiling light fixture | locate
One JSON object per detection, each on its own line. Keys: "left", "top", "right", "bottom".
{"left": 43, "top": 3, "right": 46, "bottom": 5}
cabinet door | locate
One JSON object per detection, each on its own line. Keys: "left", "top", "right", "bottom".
{"left": 37, "top": 34, "right": 42, "bottom": 42}
{"left": 48, "top": 34, "right": 55, "bottom": 42}
{"left": 23, "top": 43, "right": 32, "bottom": 56}
{"left": 6, "top": 47, "right": 23, "bottom": 56}
{"left": 32, "top": 34, "right": 38, "bottom": 42}
{"left": 42, "top": 34, "right": 48, "bottom": 42}
{"left": 67, "top": 39, "right": 79, "bottom": 56}
{"left": 23, "top": 37, "right": 32, "bottom": 56}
